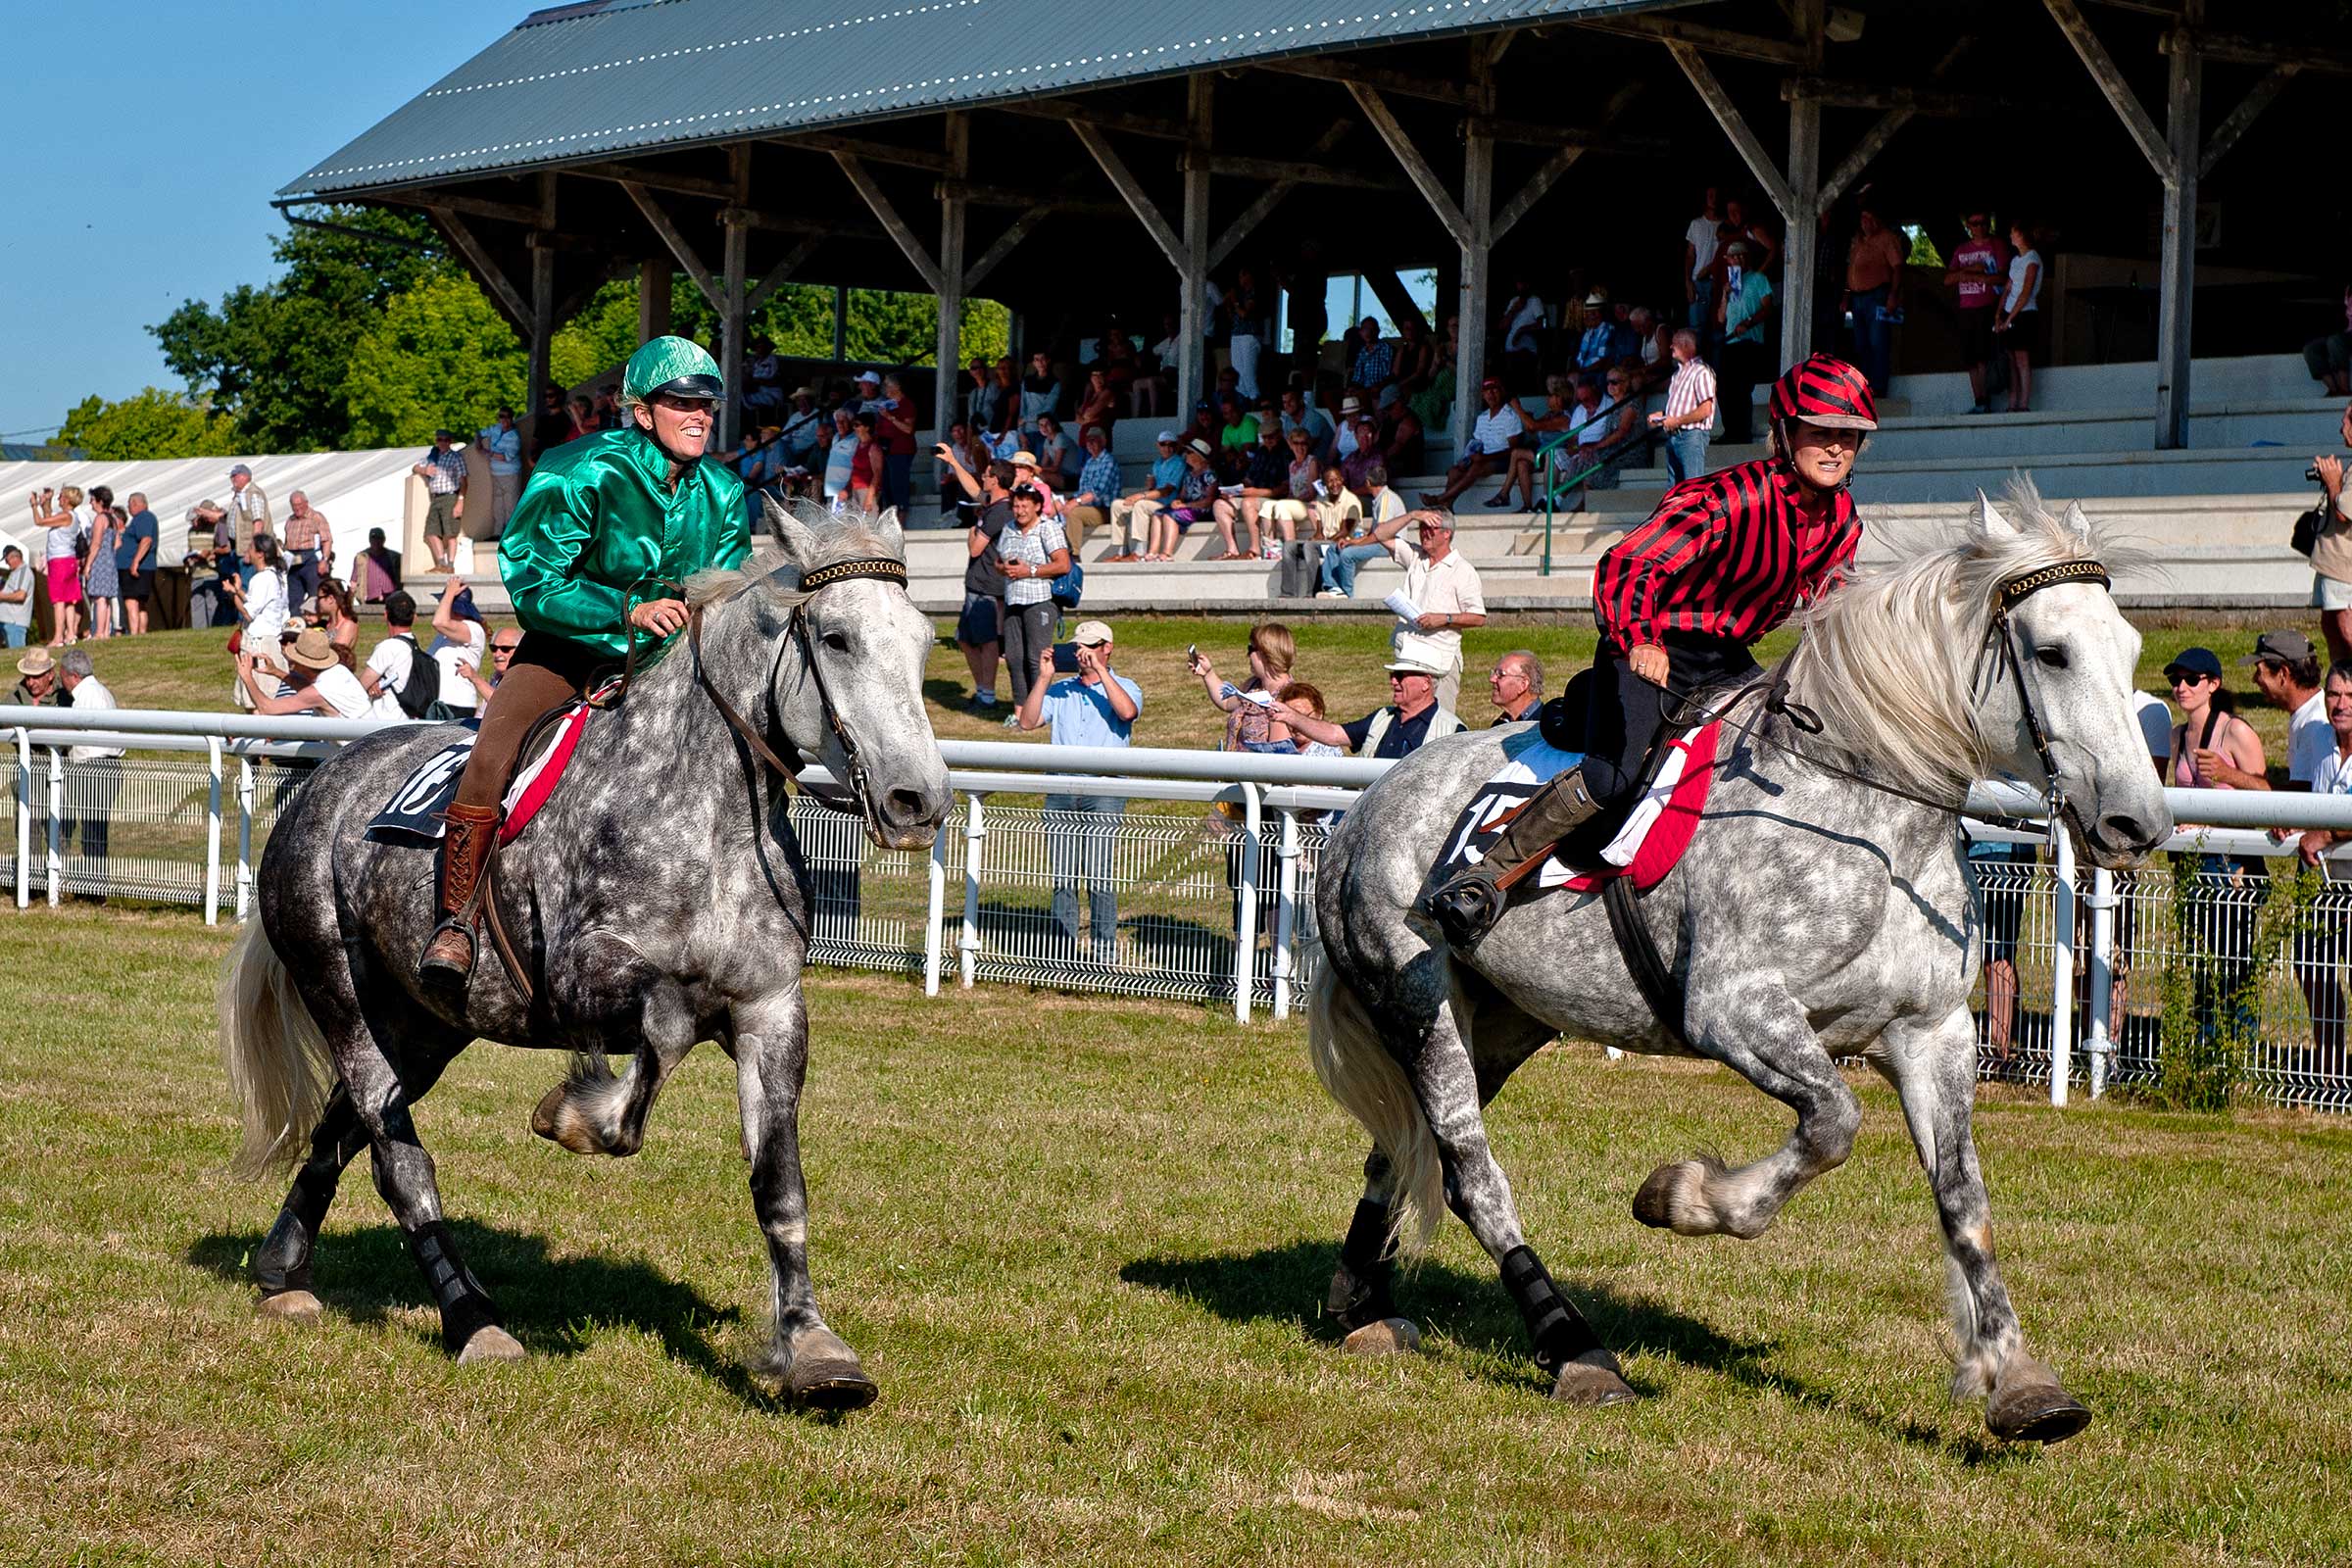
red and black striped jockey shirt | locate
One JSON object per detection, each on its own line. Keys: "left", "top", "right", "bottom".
{"left": 1592, "top": 458, "right": 1858, "bottom": 652}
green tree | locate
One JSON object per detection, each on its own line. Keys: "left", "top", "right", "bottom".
{"left": 55, "top": 388, "right": 240, "bottom": 461}
{"left": 343, "top": 273, "right": 527, "bottom": 448}
{"left": 152, "top": 207, "right": 454, "bottom": 452}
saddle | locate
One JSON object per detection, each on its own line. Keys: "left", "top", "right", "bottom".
{"left": 1437, "top": 723, "right": 1721, "bottom": 896}
{"left": 365, "top": 695, "right": 601, "bottom": 849}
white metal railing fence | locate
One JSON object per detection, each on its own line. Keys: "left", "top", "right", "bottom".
{"left": 13, "top": 704, "right": 2352, "bottom": 1112}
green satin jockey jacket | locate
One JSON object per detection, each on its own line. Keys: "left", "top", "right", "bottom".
{"left": 498, "top": 426, "right": 751, "bottom": 659}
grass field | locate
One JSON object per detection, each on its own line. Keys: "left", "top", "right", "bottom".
{"left": 25, "top": 612, "right": 2313, "bottom": 766}
{"left": 4, "top": 903, "right": 2349, "bottom": 1565}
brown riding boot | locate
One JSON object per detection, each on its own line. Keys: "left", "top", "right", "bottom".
{"left": 1425, "top": 766, "right": 1606, "bottom": 951}
{"left": 417, "top": 804, "right": 502, "bottom": 990}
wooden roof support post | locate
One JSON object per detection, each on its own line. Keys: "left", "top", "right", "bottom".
{"left": 935, "top": 112, "right": 969, "bottom": 447}
{"left": 527, "top": 231, "right": 557, "bottom": 433}
{"left": 2155, "top": 19, "right": 2201, "bottom": 451}
{"left": 637, "top": 257, "right": 672, "bottom": 345}
{"left": 1208, "top": 122, "right": 1352, "bottom": 270}
{"left": 1453, "top": 49, "right": 1496, "bottom": 455}
{"left": 830, "top": 152, "right": 947, "bottom": 294}
{"left": 2198, "top": 62, "right": 2295, "bottom": 180}
{"left": 1780, "top": 0, "right": 1825, "bottom": 370}
{"left": 746, "top": 237, "right": 815, "bottom": 317}
{"left": 1667, "top": 42, "right": 1800, "bottom": 222}
{"left": 1490, "top": 82, "right": 1645, "bottom": 244}
{"left": 623, "top": 183, "right": 723, "bottom": 311}
{"left": 718, "top": 208, "right": 750, "bottom": 451}
{"left": 1177, "top": 75, "right": 1214, "bottom": 421}
{"left": 436, "top": 212, "right": 530, "bottom": 326}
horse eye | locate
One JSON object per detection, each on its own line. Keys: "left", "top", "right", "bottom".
{"left": 2034, "top": 646, "right": 2069, "bottom": 670}
{"left": 821, "top": 631, "right": 850, "bottom": 655}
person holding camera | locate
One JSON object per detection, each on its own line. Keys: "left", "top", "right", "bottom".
{"left": 1015, "top": 619, "right": 1141, "bottom": 967}
{"left": 27, "top": 487, "right": 83, "bottom": 646}
{"left": 2312, "top": 400, "right": 2352, "bottom": 664}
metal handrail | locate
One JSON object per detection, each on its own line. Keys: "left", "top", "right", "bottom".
{"left": 1537, "top": 421, "right": 1662, "bottom": 576}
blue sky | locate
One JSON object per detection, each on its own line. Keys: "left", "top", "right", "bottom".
{"left": 0, "top": 1, "right": 502, "bottom": 441}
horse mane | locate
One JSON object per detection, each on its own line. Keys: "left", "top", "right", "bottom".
{"left": 1780, "top": 475, "right": 2137, "bottom": 798}
{"left": 685, "top": 500, "right": 904, "bottom": 612}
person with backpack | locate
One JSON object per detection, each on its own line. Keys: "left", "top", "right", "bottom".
{"left": 359, "top": 589, "right": 442, "bottom": 721}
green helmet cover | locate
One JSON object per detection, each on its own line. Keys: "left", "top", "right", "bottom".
{"left": 621, "top": 335, "right": 724, "bottom": 404}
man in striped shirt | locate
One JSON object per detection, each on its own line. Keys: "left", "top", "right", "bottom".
{"left": 1649, "top": 329, "right": 1719, "bottom": 485}
{"left": 1427, "top": 354, "right": 1879, "bottom": 949}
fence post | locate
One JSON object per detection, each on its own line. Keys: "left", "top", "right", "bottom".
{"left": 2049, "top": 815, "right": 2077, "bottom": 1106}
{"left": 235, "top": 756, "right": 257, "bottom": 920}
{"left": 1234, "top": 783, "right": 1260, "bottom": 1025}
{"left": 204, "top": 736, "right": 223, "bottom": 928}
{"left": 959, "top": 792, "right": 986, "bottom": 990}
{"left": 45, "top": 746, "right": 63, "bottom": 907}
{"left": 924, "top": 798, "right": 950, "bottom": 997}
{"left": 1272, "top": 807, "right": 1300, "bottom": 1021}
{"left": 2084, "top": 865, "right": 2116, "bottom": 1100}
{"left": 13, "top": 727, "right": 28, "bottom": 909}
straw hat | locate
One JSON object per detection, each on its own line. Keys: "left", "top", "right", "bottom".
{"left": 15, "top": 648, "right": 55, "bottom": 678}
{"left": 286, "top": 627, "right": 338, "bottom": 671}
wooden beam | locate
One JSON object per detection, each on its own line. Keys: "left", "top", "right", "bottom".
{"left": 1667, "top": 42, "right": 1798, "bottom": 220}
{"left": 963, "top": 206, "right": 1050, "bottom": 293}
{"left": 2155, "top": 23, "right": 2199, "bottom": 450}
{"left": 1069, "top": 121, "right": 1183, "bottom": 267}
{"left": 1784, "top": 76, "right": 2070, "bottom": 121}
{"left": 829, "top": 152, "right": 947, "bottom": 294}
{"left": 1207, "top": 122, "right": 1350, "bottom": 271}
{"left": 1461, "top": 116, "right": 1671, "bottom": 156}
{"left": 1814, "top": 39, "right": 1974, "bottom": 213}
{"left": 719, "top": 207, "right": 749, "bottom": 449}
{"left": 637, "top": 257, "right": 671, "bottom": 344}
{"left": 746, "top": 236, "right": 818, "bottom": 315}
{"left": 994, "top": 98, "right": 1189, "bottom": 141}
{"left": 526, "top": 234, "right": 556, "bottom": 439}
{"left": 1182, "top": 151, "right": 1402, "bottom": 193}
{"left": 933, "top": 179, "right": 1120, "bottom": 217}
{"left": 1579, "top": 14, "right": 1810, "bottom": 67}
{"left": 620, "top": 183, "right": 722, "bottom": 311}
{"left": 2167, "top": 27, "right": 2352, "bottom": 75}
{"left": 935, "top": 111, "right": 969, "bottom": 447}
{"left": 1491, "top": 82, "right": 1644, "bottom": 243}
{"left": 1177, "top": 76, "right": 1212, "bottom": 418}
{"left": 2199, "top": 63, "right": 2298, "bottom": 177}
{"left": 1783, "top": 0, "right": 1825, "bottom": 369}
{"left": 770, "top": 131, "right": 952, "bottom": 174}
{"left": 377, "top": 189, "right": 543, "bottom": 227}
{"left": 567, "top": 161, "right": 735, "bottom": 201}
{"left": 2043, "top": 0, "right": 2176, "bottom": 177}
{"left": 436, "top": 212, "right": 529, "bottom": 324}
{"left": 1263, "top": 55, "right": 1479, "bottom": 109}
{"left": 1346, "top": 82, "right": 1468, "bottom": 244}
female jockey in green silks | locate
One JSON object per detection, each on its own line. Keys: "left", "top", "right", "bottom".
{"left": 417, "top": 336, "right": 750, "bottom": 989}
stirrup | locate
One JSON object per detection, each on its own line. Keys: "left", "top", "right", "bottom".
{"left": 417, "top": 918, "right": 476, "bottom": 988}
{"left": 1426, "top": 871, "right": 1510, "bottom": 951}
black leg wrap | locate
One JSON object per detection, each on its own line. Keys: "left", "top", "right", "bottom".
{"left": 1499, "top": 1245, "right": 1604, "bottom": 1373}
{"left": 406, "top": 1220, "right": 501, "bottom": 1353}
{"left": 1331, "top": 1199, "right": 1398, "bottom": 1328}
{"left": 253, "top": 1163, "right": 341, "bottom": 1294}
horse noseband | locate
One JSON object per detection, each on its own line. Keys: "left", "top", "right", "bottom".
{"left": 1982, "top": 558, "right": 2113, "bottom": 817}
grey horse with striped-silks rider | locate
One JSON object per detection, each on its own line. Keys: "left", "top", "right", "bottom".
{"left": 218, "top": 500, "right": 949, "bottom": 1406}
{"left": 1307, "top": 480, "right": 2170, "bottom": 1442}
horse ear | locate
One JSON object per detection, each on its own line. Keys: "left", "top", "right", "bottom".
{"left": 871, "top": 506, "right": 906, "bottom": 562}
{"left": 2061, "top": 498, "right": 2094, "bottom": 541}
{"left": 1973, "top": 489, "right": 2018, "bottom": 538}
{"left": 763, "top": 493, "right": 820, "bottom": 567}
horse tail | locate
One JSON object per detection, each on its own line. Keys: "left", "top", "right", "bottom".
{"left": 217, "top": 917, "right": 334, "bottom": 1181}
{"left": 1306, "top": 954, "right": 1444, "bottom": 1258}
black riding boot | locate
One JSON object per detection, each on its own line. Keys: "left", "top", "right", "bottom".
{"left": 1425, "top": 766, "right": 1605, "bottom": 951}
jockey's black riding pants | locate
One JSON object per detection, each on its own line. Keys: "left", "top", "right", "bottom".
{"left": 452, "top": 631, "right": 607, "bottom": 812}
{"left": 1578, "top": 631, "right": 1758, "bottom": 808}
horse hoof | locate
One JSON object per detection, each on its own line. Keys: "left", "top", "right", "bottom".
{"left": 530, "top": 1083, "right": 612, "bottom": 1156}
{"left": 1631, "top": 1164, "right": 1684, "bottom": 1229}
{"left": 456, "top": 1325, "right": 526, "bottom": 1364}
{"left": 1550, "top": 1351, "right": 1639, "bottom": 1408}
{"left": 1986, "top": 1359, "right": 2092, "bottom": 1444}
{"left": 1342, "top": 1317, "right": 1423, "bottom": 1357}
{"left": 779, "top": 1326, "right": 879, "bottom": 1411}
{"left": 255, "top": 1289, "right": 323, "bottom": 1324}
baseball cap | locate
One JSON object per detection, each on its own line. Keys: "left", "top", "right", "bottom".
{"left": 1384, "top": 655, "right": 1446, "bottom": 677}
{"left": 1071, "top": 619, "right": 1113, "bottom": 647}
{"left": 1480, "top": 377, "right": 1504, "bottom": 391}
{"left": 1186, "top": 437, "right": 1214, "bottom": 458}
{"left": 2245, "top": 630, "right": 2315, "bottom": 666}
{"left": 1155, "top": 429, "right": 1180, "bottom": 444}
{"left": 228, "top": 463, "right": 252, "bottom": 478}
{"left": 856, "top": 369, "right": 881, "bottom": 384}
{"left": 2163, "top": 647, "right": 2224, "bottom": 681}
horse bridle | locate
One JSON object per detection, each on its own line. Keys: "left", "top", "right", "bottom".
{"left": 1971, "top": 558, "right": 2114, "bottom": 824}
{"left": 686, "top": 555, "right": 910, "bottom": 807}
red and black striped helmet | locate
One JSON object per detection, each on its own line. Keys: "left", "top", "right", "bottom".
{"left": 1768, "top": 354, "right": 1878, "bottom": 431}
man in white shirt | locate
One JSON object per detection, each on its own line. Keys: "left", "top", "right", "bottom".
{"left": 362, "top": 590, "right": 423, "bottom": 719}
{"left": 2293, "top": 662, "right": 2352, "bottom": 1059}
{"left": 1684, "top": 185, "right": 1724, "bottom": 336}
{"left": 1424, "top": 378, "right": 1525, "bottom": 511}
{"left": 58, "top": 648, "right": 122, "bottom": 877}
{"left": 0, "top": 545, "right": 32, "bottom": 649}
{"left": 2246, "top": 631, "right": 2331, "bottom": 787}
{"left": 478, "top": 408, "right": 524, "bottom": 534}
{"left": 1383, "top": 510, "right": 1487, "bottom": 712}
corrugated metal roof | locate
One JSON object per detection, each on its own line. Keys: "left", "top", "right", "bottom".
{"left": 283, "top": 0, "right": 1658, "bottom": 198}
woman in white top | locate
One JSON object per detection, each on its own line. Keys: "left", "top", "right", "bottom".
{"left": 226, "top": 535, "right": 290, "bottom": 664}
{"left": 29, "top": 485, "right": 83, "bottom": 645}
{"left": 236, "top": 626, "right": 374, "bottom": 719}
{"left": 1993, "top": 220, "right": 2045, "bottom": 414}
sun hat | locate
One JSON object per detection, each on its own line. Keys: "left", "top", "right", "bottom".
{"left": 1008, "top": 450, "right": 1040, "bottom": 468}
{"left": 1186, "top": 437, "right": 1214, "bottom": 459}
{"left": 790, "top": 384, "right": 816, "bottom": 398}
{"left": 1071, "top": 619, "right": 1113, "bottom": 646}
{"left": 2164, "top": 647, "right": 2224, "bottom": 682}
{"left": 15, "top": 648, "right": 55, "bottom": 678}
{"left": 1384, "top": 654, "right": 1447, "bottom": 676}
{"left": 857, "top": 369, "right": 882, "bottom": 385}
{"left": 286, "top": 627, "right": 338, "bottom": 671}
{"left": 1339, "top": 396, "right": 1363, "bottom": 415}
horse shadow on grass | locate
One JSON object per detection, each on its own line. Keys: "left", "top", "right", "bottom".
{"left": 188, "top": 1221, "right": 775, "bottom": 1407}
{"left": 1122, "top": 1239, "right": 2024, "bottom": 1462}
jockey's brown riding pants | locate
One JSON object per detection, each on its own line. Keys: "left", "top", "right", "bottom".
{"left": 451, "top": 631, "right": 608, "bottom": 812}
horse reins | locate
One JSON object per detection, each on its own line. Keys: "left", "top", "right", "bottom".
{"left": 1668, "top": 558, "right": 2114, "bottom": 825}
{"left": 476, "top": 555, "right": 910, "bottom": 1007}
